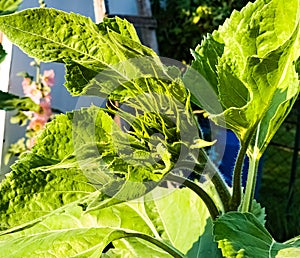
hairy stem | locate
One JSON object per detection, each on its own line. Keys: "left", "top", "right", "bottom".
{"left": 241, "top": 155, "right": 260, "bottom": 212}
{"left": 205, "top": 157, "right": 231, "bottom": 212}
{"left": 166, "top": 173, "right": 220, "bottom": 220}
{"left": 229, "top": 141, "right": 248, "bottom": 211}
{"left": 178, "top": 152, "right": 231, "bottom": 212}
{"left": 123, "top": 233, "right": 184, "bottom": 258}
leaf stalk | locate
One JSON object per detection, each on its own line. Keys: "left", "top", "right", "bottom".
{"left": 241, "top": 155, "right": 260, "bottom": 212}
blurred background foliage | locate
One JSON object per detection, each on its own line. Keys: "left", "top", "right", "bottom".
{"left": 150, "top": 0, "right": 250, "bottom": 62}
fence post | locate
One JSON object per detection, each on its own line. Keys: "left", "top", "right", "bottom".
{"left": 136, "top": 0, "right": 159, "bottom": 53}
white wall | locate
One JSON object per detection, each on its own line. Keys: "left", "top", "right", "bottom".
{"left": 0, "top": 35, "right": 12, "bottom": 176}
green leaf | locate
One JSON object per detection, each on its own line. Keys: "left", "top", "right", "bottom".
{"left": 0, "top": 8, "right": 192, "bottom": 113}
{"left": 214, "top": 212, "right": 300, "bottom": 258}
{"left": 185, "top": 218, "right": 224, "bottom": 258}
{"left": 0, "top": 0, "right": 22, "bottom": 15}
{"left": 0, "top": 90, "right": 41, "bottom": 112}
{"left": 0, "top": 9, "right": 157, "bottom": 97}
{"left": 0, "top": 185, "right": 214, "bottom": 257}
{"left": 250, "top": 200, "right": 266, "bottom": 226}
{"left": 64, "top": 15, "right": 144, "bottom": 97}
{"left": 0, "top": 193, "right": 163, "bottom": 257}
{"left": 0, "top": 107, "right": 118, "bottom": 232}
{"left": 0, "top": 90, "right": 42, "bottom": 126}
{"left": 0, "top": 43, "right": 6, "bottom": 63}
{"left": 144, "top": 187, "right": 210, "bottom": 254}
{"left": 0, "top": 8, "right": 154, "bottom": 65}
{"left": 186, "top": 0, "right": 300, "bottom": 157}
{"left": 97, "top": 16, "right": 141, "bottom": 44}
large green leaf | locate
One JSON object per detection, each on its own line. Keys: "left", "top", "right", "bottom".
{"left": 0, "top": 0, "right": 22, "bottom": 15}
{"left": 0, "top": 184, "right": 214, "bottom": 257}
{"left": 0, "top": 9, "right": 158, "bottom": 98}
{"left": 0, "top": 8, "right": 192, "bottom": 111}
{"left": 0, "top": 191, "right": 166, "bottom": 257}
{"left": 0, "top": 112, "right": 97, "bottom": 230}
{"left": 214, "top": 212, "right": 300, "bottom": 258}
{"left": 185, "top": 0, "right": 300, "bottom": 157}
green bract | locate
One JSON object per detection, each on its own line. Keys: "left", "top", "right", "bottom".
{"left": 0, "top": 0, "right": 299, "bottom": 256}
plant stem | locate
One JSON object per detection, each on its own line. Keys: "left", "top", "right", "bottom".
{"left": 123, "top": 233, "right": 184, "bottom": 258}
{"left": 229, "top": 141, "right": 248, "bottom": 211}
{"left": 205, "top": 157, "right": 231, "bottom": 212}
{"left": 177, "top": 152, "right": 231, "bottom": 212}
{"left": 241, "top": 155, "right": 260, "bottom": 212}
{"left": 241, "top": 122, "right": 262, "bottom": 212}
{"left": 165, "top": 173, "right": 220, "bottom": 220}
{"left": 36, "top": 61, "right": 41, "bottom": 84}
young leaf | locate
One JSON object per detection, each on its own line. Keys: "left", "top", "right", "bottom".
{"left": 185, "top": 0, "right": 300, "bottom": 157}
{"left": 65, "top": 15, "right": 145, "bottom": 96}
{"left": 97, "top": 16, "right": 141, "bottom": 44}
{"left": 214, "top": 212, "right": 300, "bottom": 258}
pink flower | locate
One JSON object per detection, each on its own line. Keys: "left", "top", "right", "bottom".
{"left": 22, "top": 81, "right": 42, "bottom": 104}
{"left": 43, "top": 92, "right": 52, "bottom": 103}
{"left": 22, "top": 77, "right": 31, "bottom": 88}
{"left": 42, "top": 69, "right": 55, "bottom": 87}
{"left": 27, "top": 137, "right": 37, "bottom": 149}
{"left": 27, "top": 101, "right": 52, "bottom": 132}
{"left": 39, "top": 100, "right": 52, "bottom": 121}
{"left": 28, "top": 116, "right": 47, "bottom": 131}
